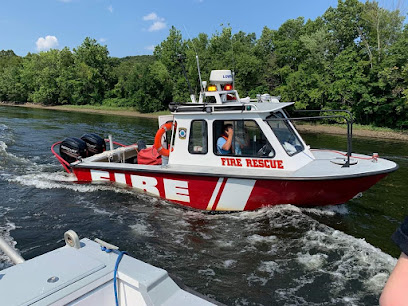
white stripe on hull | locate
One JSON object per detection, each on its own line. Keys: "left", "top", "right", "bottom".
{"left": 216, "top": 178, "right": 256, "bottom": 211}
{"left": 206, "top": 178, "right": 224, "bottom": 210}
{"left": 114, "top": 172, "right": 126, "bottom": 185}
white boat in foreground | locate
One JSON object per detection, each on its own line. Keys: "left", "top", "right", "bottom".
{"left": 0, "top": 231, "right": 217, "bottom": 305}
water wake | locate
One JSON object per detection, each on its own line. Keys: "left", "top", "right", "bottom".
{"left": 127, "top": 205, "right": 396, "bottom": 305}
{"left": 7, "top": 171, "right": 136, "bottom": 195}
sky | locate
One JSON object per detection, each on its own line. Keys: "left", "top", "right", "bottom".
{"left": 0, "top": 0, "right": 371, "bottom": 58}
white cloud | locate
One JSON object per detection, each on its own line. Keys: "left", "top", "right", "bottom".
{"left": 36, "top": 35, "right": 59, "bottom": 51}
{"left": 143, "top": 13, "right": 158, "bottom": 21}
{"left": 143, "top": 12, "right": 166, "bottom": 32}
{"left": 145, "top": 45, "right": 155, "bottom": 51}
{"left": 99, "top": 38, "right": 107, "bottom": 43}
{"left": 107, "top": 5, "right": 113, "bottom": 13}
{"left": 148, "top": 21, "right": 166, "bottom": 32}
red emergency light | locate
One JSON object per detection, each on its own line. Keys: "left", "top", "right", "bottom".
{"left": 224, "top": 84, "right": 233, "bottom": 91}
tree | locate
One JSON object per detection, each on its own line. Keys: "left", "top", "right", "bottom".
{"left": 154, "top": 26, "right": 186, "bottom": 101}
{"left": 132, "top": 61, "right": 172, "bottom": 112}
{"left": 72, "top": 37, "right": 112, "bottom": 104}
{"left": 0, "top": 50, "right": 25, "bottom": 101}
{"left": 323, "top": 0, "right": 364, "bottom": 53}
{"left": 360, "top": 1, "right": 404, "bottom": 64}
{"left": 272, "top": 17, "right": 307, "bottom": 70}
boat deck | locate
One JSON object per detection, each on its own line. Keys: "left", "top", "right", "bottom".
{"left": 0, "top": 238, "right": 215, "bottom": 305}
{"left": 75, "top": 150, "right": 397, "bottom": 180}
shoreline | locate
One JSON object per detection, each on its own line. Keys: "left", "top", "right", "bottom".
{"left": 2, "top": 101, "right": 408, "bottom": 141}
{"left": 0, "top": 102, "right": 160, "bottom": 119}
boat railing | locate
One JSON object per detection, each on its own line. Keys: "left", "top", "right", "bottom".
{"left": 51, "top": 141, "right": 72, "bottom": 173}
{"left": 0, "top": 236, "right": 25, "bottom": 265}
{"left": 266, "top": 110, "right": 354, "bottom": 167}
{"left": 51, "top": 138, "right": 128, "bottom": 174}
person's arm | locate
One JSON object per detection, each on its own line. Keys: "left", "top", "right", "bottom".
{"left": 222, "top": 128, "right": 233, "bottom": 151}
{"left": 380, "top": 217, "right": 408, "bottom": 305}
{"left": 380, "top": 253, "right": 408, "bottom": 305}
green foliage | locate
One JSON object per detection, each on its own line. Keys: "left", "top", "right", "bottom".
{"left": 72, "top": 37, "right": 112, "bottom": 105}
{"left": 0, "top": 0, "right": 407, "bottom": 128}
{"left": 0, "top": 50, "right": 26, "bottom": 101}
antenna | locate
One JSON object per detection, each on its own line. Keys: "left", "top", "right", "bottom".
{"left": 227, "top": 23, "right": 236, "bottom": 90}
{"left": 183, "top": 25, "right": 204, "bottom": 93}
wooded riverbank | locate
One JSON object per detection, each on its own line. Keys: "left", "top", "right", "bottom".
{"left": 2, "top": 1, "right": 408, "bottom": 129}
{"left": 3, "top": 101, "right": 408, "bottom": 141}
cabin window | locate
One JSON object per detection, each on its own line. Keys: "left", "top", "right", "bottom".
{"left": 220, "top": 92, "right": 237, "bottom": 102}
{"left": 213, "top": 120, "right": 275, "bottom": 158}
{"left": 266, "top": 112, "right": 304, "bottom": 156}
{"left": 205, "top": 96, "right": 217, "bottom": 104}
{"left": 188, "top": 120, "right": 208, "bottom": 154}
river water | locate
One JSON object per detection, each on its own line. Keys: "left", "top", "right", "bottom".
{"left": 0, "top": 105, "right": 407, "bottom": 305}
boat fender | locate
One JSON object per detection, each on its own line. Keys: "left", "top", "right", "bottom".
{"left": 64, "top": 230, "right": 81, "bottom": 249}
{"left": 154, "top": 122, "right": 176, "bottom": 157}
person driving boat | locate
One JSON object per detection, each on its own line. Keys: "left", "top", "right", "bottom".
{"left": 217, "top": 124, "right": 233, "bottom": 154}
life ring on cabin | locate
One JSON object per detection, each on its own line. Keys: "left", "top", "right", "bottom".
{"left": 154, "top": 122, "right": 176, "bottom": 156}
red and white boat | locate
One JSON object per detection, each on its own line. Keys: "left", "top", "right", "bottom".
{"left": 52, "top": 70, "right": 398, "bottom": 211}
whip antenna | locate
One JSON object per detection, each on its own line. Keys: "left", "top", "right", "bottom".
{"left": 228, "top": 23, "right": 236, "bottom": 90}
{"left": 183, "top": 25, "right": 204, "bottom": 93}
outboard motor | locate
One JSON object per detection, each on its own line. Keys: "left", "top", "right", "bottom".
{"left": 60, "top": 137, "right": 88, "bottom": 163}
{"left": 81, "top": 133, "right": 106, "bottom": 156}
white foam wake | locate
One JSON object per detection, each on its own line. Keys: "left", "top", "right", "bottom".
{"left": 7, "top": 171, "right": 135, "bottom": 195}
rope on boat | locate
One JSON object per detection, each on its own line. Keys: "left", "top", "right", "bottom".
{"left": 311, "top": 149, "right": 377, "bottom": 161}
{"left": 100, "top": 246, "right": 128, "bottom": 306}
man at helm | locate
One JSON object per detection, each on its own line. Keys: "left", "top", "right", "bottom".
{"left": 217, "top": 124, "right": 233, "bottom": 155}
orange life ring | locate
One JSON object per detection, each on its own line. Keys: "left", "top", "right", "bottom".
{"left": 153, "top": 122, "right": 176, "bottom": 156}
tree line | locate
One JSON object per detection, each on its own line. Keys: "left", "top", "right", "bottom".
{"left": 1, "top": 0, "right": 408, "bottom": 128}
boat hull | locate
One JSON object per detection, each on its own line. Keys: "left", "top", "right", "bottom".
{"left": 73, "top": 167, "right": 388, "bottom": 211}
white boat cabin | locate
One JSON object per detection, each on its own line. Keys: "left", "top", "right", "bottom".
{"left": 159, "top": 70, "right": 315, "bottom": 173}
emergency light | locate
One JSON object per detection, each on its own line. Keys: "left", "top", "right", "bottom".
{"left": 224, "top": 84, "right": 233, "bottom": 91}
{"left": 207, "top": 85, "right": 217, "bottom": 92}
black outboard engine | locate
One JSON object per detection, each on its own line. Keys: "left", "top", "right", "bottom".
{"left": 60, "top": 137, "right": 88, "bottom": 163}
{"left": 81, "top": 133, "right": 106, "bottom": 156}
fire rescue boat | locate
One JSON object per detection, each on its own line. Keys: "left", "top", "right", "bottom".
{"left": 52, "top": 70, "right": 398, "bottom": 211}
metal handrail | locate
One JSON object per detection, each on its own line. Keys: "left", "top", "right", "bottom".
{"left": 51, "top": 141, "right": 72, "bottom": 173}
{"left": 0, "top": 236, "right": 25, "bottom": 265}
{"left": 266, "top": 110, "right": 354, "bottom": 167}
{"left": 51, "top": 139, "right": 128, "bottom": 174}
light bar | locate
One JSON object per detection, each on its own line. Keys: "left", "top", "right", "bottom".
{"left": 224, "top": 84, "right": 233, "bottom": 91}
{"left": 207, "top": 85, "right": 217, "bottom": 92}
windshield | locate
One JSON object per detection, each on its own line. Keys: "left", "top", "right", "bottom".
{"left": 266, "top": 112, "right": 304, "bottom": 156}
{"left": 213, "top": 120, "right": 275, "bottom": 158}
